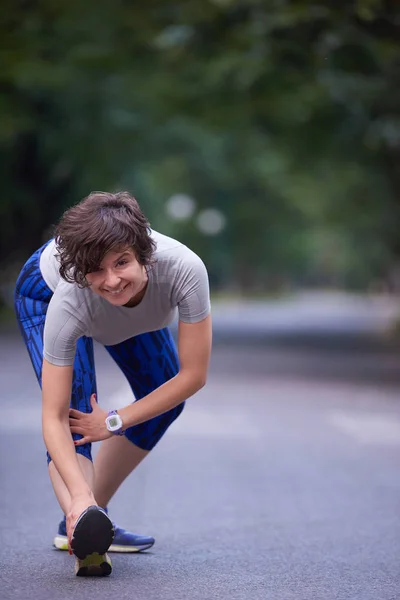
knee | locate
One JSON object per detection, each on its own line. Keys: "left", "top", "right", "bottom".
{"left": 175, "top": 400, "right": 185, "bottom": 418}
{"left": 75, "top": 444, "right": 93, "bottom": 462}
{"left": 124, "top": 401, "right": 186, "bottom": 451}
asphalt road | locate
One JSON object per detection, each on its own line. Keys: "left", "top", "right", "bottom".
{"left": 1, "top": 297, "right": 400, "bottom": 600}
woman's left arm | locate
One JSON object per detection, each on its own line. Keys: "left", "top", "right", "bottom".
{"left": 119, "top": 314, "right": 212, "bottom": 427}
{"left": 70, "top": 315, "right": 212, "bottom": 444}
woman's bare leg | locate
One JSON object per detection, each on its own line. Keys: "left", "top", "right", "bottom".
{"left": 92, "top": 436, "right": 148, "bottom": 508}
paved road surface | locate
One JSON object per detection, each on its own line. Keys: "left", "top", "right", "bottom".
{"left": 1, "top": 297, "right": 400, "bottom": 599}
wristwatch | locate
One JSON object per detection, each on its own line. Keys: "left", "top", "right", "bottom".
{"left": 105, "top": 410, "right": 124, "bottom": 436}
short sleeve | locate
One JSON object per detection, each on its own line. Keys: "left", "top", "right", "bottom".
{"left": 43, "top": 291, "right": 87, "bottom": 366}
{"left": 172, "top": 249, "right": 211, "bottom": 324}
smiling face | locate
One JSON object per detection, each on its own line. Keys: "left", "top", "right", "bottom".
{"left": 85, "top": 247, "right": 148, "bottom": 307}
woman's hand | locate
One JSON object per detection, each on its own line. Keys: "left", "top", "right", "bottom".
{"left": 69, "top": 394, "right": 112, "bottom": 445}
{"left": 67, "top": 492, "right": 97, "bottom": 553}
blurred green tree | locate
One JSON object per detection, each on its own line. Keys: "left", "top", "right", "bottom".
{"left": 1, "top": 0, "right": 399, "bottom": 291}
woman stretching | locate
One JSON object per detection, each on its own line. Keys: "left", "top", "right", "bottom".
{"left": 14, "top": 191, "right": 212, "bottom": 576}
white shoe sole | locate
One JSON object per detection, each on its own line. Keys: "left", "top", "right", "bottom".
{"left": 54, "top": 535, "right": 154, "bottom": 553}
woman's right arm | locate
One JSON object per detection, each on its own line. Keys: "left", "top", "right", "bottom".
{"left": 41, "top": 358, "right": 95, "bottom": 541}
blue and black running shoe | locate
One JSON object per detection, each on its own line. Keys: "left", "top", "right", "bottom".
{"left": 55, "top": 511, "right": 155, "bottom": 553}
{"left": 70, "top": 505, "right": 114, "bottom": 559}
{"left": 69, "top": 505, "right": 114, "bottom": 577}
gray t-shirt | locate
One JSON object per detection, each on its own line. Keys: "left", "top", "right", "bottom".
{"left": 40, "top": 230, "right": 211, "bottom": 366}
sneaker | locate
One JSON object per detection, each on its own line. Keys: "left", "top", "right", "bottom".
{"left": 107, "top": 525, "right": 155, "bottom": 553}
{"left": 54, "top": 514, "right": 155, "bottom": 553}
{"left": 75, "top": 552, "right": 112, "bottom": 577}
{"left": 71, "top": 506, "right": 114, "bottom": 560}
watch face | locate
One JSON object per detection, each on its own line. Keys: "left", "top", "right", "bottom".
{"left": 106, "top": 414, "right": 123, "bottom": 431}
{"left": 108, "top": 416, "right": 119, "bottom": 429}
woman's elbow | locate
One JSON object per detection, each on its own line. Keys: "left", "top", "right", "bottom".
{"left": 195, "top": 372, "right": 208, "bottom": 391}
{"left": 179, "top": 369, "right": 207, "bottom": 392}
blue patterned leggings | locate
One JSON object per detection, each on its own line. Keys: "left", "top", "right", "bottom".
{"left": 14, "top": 241, "right": 184, "bottom": 463}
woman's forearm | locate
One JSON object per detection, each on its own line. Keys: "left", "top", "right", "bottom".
{"left": 42, "top": 416, "right": 92, "bottom": 499}
{"left": 41, "top": 359, "right": 92, "bottom": 500}
{"left": 118, "top": 371, "right": 205, "bottom": 429}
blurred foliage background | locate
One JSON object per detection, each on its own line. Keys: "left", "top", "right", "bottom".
{"left": 1, "top": 0, "right": 399, "bottom": 299}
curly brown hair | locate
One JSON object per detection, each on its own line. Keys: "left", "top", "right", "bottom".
{"left": 54, "top": 191, "right": 156, "bottom": 287}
